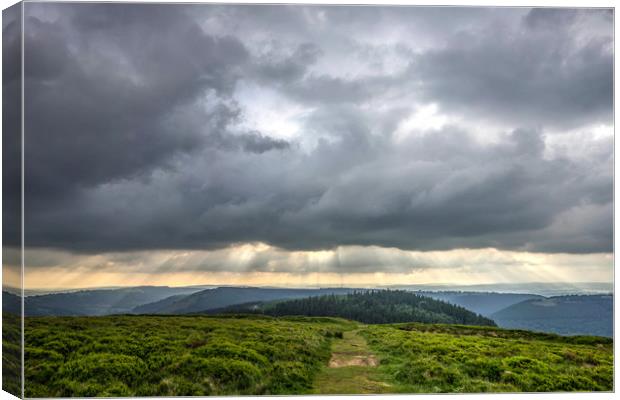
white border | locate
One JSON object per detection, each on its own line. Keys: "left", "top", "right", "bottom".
{"left": 0, "top": 1, "right": 616, "bottom": 400}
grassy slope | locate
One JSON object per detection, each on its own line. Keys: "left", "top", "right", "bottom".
{"left": 2, "top": 313, "right": 22, "bottom": 397}
{"left": 361, "top": 323, "right": 613, "bottom": 393}
{"left": 22, "top": 315, "right": 613, "bottom": 396}
{"left": 24, "top": 315, "right": 353, "bottom": 397}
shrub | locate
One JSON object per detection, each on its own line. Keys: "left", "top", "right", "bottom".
{"left": 176, "top": 356, "right": 263, "bottom": 392}
{"left": 268, "top": 361, "right": 314, "bottom": 393}
{"left": 194, "top": 340, "right": 268, "bottom": 367}
{"left": 463, "top": 358, "right": 503, "bottom": 381}
{"left": 58, "top": 353, "right": 147, "bottom": 384}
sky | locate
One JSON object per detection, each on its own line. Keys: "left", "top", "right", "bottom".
{"left": 2, "top": 4, "right": 613, "bottom": 289}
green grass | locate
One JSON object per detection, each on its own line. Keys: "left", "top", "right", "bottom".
{"left": 360, "top": 323, "right": 613, "bottom": 393}
{"left": 2, "top": 313, "right": 22, "bottom": 397}
{"left": 313, "top": 365, "right": 393, "bottom": 394}
{"left": 20, "top": 314, "right": 613, "bottom": 396}
{"left": 24, "top": 314, "right": 352, "bottom": 397}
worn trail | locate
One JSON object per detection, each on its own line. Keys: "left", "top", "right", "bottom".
{"left": 312, "top": 328, "right": 394, "bottom": 394}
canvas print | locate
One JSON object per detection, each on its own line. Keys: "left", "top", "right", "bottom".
{"left": 1, "top": 2, "right": 614, "bottom": 397}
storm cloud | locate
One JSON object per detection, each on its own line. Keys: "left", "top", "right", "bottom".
{"left": 18, "top": 4, "right": 612, "bottom": 260}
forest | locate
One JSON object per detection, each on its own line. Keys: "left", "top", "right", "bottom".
{"left": 217, "top": 290, "right": 496, "bottom": 326}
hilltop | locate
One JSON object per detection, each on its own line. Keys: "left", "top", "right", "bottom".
{"left": 132, "top": 287, "right": 360, "bottom": 314}
{"left": 212, "top": 290, "right": 496, "bottom": 326}
{"left": 17, "top": 286, "right": 206, "bottom": 316}
{"left": 491, "top": 294, "right": 613, "bottom": 337}
{"left": 417, "top": 291, "right": 543, "bottom": 316}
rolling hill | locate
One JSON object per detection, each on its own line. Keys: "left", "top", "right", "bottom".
{"left": 130, "top": 293, "right": 189, "bottom": 314}
{"left": 491, "top": 294, "right": 613, "bottom": 337}
{"left": 389, "top": 282, "right": 613, "bottom": 297}
{"left": 417, "top": 291, "right": 543, "bottom": 316}
{"left": 132, "top": 287, "right": 361, "bottom": 314}
{"left": 5, "top": 286, "right": 613, "bottom": 338}
{"left": 211, "top": 290, "right": 496, "bottom": 326}
{"left": 20, "top": 286, "right": 206, "bottom": 316}
{"left": 2, "top": 291, "right": 21, "bottom": 314}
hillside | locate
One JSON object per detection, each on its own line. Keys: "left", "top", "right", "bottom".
{"left": 418, "top": 291, "right": 543, "bottom": 316}
{"left": 21, "top": 286, "right": 205, "bottom": 316}
{"left": 2, "top": 291, "right": 21, "bottom": 314}
{"left": 3, "top": 313, "right": 21, "bottom": 396}
{"left": 215, "top": 290, "right": 496, "bottom": 326}
{"left": 21, "top": 314, "right": 612, "bottom": 396}
{"left": 362, "top": 322, "right": 612, "bottom": 393}
{"left": 491, "top": 294, "right": 613, "bottom": 337}
{"left": 389, "top": 282, "right": 613, "bottom": 297}
{"left": 6, "top": 287, "right": 614, "bottom": 338}
{"left": 133, "top": 287, "right": 361, "bottom": 314}
{"left": 131, "top": 294, "right": 189, "bottom": 314}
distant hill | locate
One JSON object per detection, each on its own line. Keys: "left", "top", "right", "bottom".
{"left": 2, "top": 291, "right": 21, "bottom": 314}
{"left": 11, "top": 283, "right": 613, "bottom": 338}
{"left": 491, "top": 294, "right": 613, "bottom": 337}
{"left": 21, "top": 286, "right": 205, "bottom": 316}
{"left": 131, "top": 294, "right": 189, "bottom": 314}
{"left": 213, "top": 290, "right": 496, "bottom": 326}
{"left": 389, "top": 282, "right": 613, "bottom": 297}
{"left": 418, "top": 291, "right": 543, "bottom": 316}
{"left": 133, "top": 287, "right": 361, "bottom": 314}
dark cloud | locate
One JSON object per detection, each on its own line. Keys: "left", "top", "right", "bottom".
{"left": 237, "top": 132, "right": 291, "bottom": 154}
{"left": 523, "top": 8, "right": 579, "bottom": 28}
{"left": 20, "top": 3, "right": 289, "bottom": 247}
{"left": 410, "top": 9, "right": 613, "bottom": 129}
{"left": 24, "top": 5, "right": 247, "bottom": 192}
{"left": 23, "top": 121, "right": 612, "bottom": 254}
{"left": 229, "top": 7, "right": 613, "bottom": 129}
{"left": 19, "top": 4, "right": 612, "bottom": 255}
{"left": 254, "top": 42, "right": 323, "bottom": 84}
{"left": 2, "top": 3, "right": 22, "bottom": 247}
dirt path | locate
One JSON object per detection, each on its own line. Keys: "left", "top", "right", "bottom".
{"left": 312, "top": 329, "right": 393, "bottom": 394}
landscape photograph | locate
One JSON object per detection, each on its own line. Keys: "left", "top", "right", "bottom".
{"left": 1, "top": 2, "right": 614, "bottom": 397}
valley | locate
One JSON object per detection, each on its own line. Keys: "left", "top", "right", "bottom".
{"left": 3, "top": 285, "right": 614, "bottom": 396}
{"left": 5, "top": 284, "right": 613, "bottom": 337}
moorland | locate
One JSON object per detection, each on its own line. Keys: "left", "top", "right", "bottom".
{"left": 2, "top": 287, "right": 613, "bottom": 396}
{"left": 4, "top": 289, "right": 611, "bottom": 397}
{"left": 18, "top": 313, "right": 612, "bottom": 396}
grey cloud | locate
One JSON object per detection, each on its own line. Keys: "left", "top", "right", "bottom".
{"left": 20, "top": 4, "right": 289, "bottom": 248}
{"left": 247, "top": 7, "right": 613, "bottom": 129}
{"left": 16, "top": 244, "right": 536, "bottom": 275}
{"left": 23, "top": 119, "right": 612, "bottom": 254}
{"left": 254, "top": 42, "right": 323, "bottom": 83}
{"left": 523, "top": 8, "right": 579, "bottom": 29}
{"left": 286, "top": 75, "right": 374, "bottom": 105}
{"left": 3, "top": 3, "right": 22, "bottom": 246}
{"left": 238, "top": 132, "right": 291, "bottom": 154}
{"left": 23, "top": 4, "right": 249, "bottom": 191}
{"left": 17, "top": 4, "right": 612, "bottom": 256}
{"left": 410, "top": 8, "right": 613, "bottom": 129}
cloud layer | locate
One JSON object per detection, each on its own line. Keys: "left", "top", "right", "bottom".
{"left": 13, "top": 244, "right": 612, "bottom": 289}
{"left": 17, "top": 4, "right": 612, "bottom": 258}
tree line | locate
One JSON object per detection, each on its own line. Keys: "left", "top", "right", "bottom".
{"left": 223, "top": 290, "right": 496, "bottom": 326}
